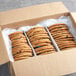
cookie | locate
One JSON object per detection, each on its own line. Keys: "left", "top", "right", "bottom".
{"left": 27, "top": 29, "right": 47, "bottom": 37}
{"left": 52, "top": 33, "right": 73, "bottom": 39}
{"left": 30, "top": 35, "right": 50, "bottom": 42}
{"left": 13, "top": 52, "right": 32, "bottom": 57}
{"left": 12, "top": 39, "right": 27, "bottom": 44}
{"left": 48, "top": 23, "right": 68, "bottom": 30}
{"left": 57, "top": 41, "right": 76, "bottom": 46}
{"left": 37, "top": 50, "right": 55, "bottom": 55}
{"left": 13, "top": 49, "right": 32, "bottom": 55}
{"left": 11, "top": 36, "right": 26, "bottom": 40}
{"left": 31, "top": 39, "right": 51, "bottom": 45}
{"left": 33, "top": 43, "right": 51, "bottom": 48}
{"left": 14, "top": 52, "right": 32, "bottom": 61}
{"left": 28, "top": 30, "right": 48, "bottom": 37}
{"left": 10, "top": 35, "right": 25, "bottom": 41}
{"left": 35, "top": 45, "right": 54, "bottom": 52}
{"left": 29, "top": 34, "right": 49, "bottom": 41}
{"left": 59, "top": 44, "right": 76, "bottom": 50}
{"left": 51, "top": 31, "right": 71, "bottom": 36}
{"left": 27, "top": 27, "right": 45, "bottom": 35}
{"left": 9, "top": 31, "right": 23, "bottom": 38}
{"left": 12, "top": 41, "right": 27, "bottom": 47}
{"left": 50, "top": 28, "right": 68, "bottom": 33}
{"left": 55, "top": 38, "right": 74, "bottom": 41}
{"left": 54, "top": 34, "right": 73, "bottom": 40}
{"left": 36, "top": 48, "right": 55, "bottom": 54}
{"left": 14, "top": 56, "right": 29, "bottom": 61}
{"left": 12, "top": 46, "right": 31, "bottom": 52}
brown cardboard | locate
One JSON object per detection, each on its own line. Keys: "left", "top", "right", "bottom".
{"left": 0, "top": 29, "right": 9, "bottom": 65}
{"left": 12, "top": 48, "right": 76, "bottom": 76}
{"left": 0, "top": 1, "right": 76, "bottom": 76}
{"left": 0, "top": 2, "right": 69, "bottom": 28}
{"left": 1, "top": 13, "right": 69, "bottom": 29}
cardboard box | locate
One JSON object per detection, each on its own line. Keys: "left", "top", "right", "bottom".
{"left": 0, "top": 2, "right": 76, "bottom": 76}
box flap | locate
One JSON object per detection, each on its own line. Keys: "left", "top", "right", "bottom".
{"left": 71, "top": 12, "right": 76, "bottom": 23}
{"left": 0, "top": 29, "right": 9, "bottom": 65}
{"left": 0, "top": 2, "right": 69, "bottom": 26}
{"left": 12, "top": 48, "right": 76, "bottom": 76}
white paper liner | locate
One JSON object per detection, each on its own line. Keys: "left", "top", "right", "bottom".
{"left": 23, "top": 32, "right": 37, "bottom": 56}
{"left": 18, "top": 24, "right": 43, "bottom": 32}
{"left": 2, "top": 28, "right": 17, "bottom": 62}
{"left": 2, "top": 16, "right": 76, "bottom": 62}
{"left": 39, "top": 16, "right": 76, "bottom": 41}
{"left": 45, "top": 27, "right": 60, "bottom": 52}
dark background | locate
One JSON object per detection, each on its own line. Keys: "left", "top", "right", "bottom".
{"left": 0, "top": 0, "right": 76, "bottom": 76}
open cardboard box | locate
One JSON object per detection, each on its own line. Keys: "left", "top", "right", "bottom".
{"left": 0, "top": 2, "right": 76, "bottom": 76}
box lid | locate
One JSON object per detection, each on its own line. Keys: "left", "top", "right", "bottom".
{"left": 0, "top": 2, "right": 69, "bottom": 26}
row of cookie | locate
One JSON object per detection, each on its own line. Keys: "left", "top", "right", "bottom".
{"left": 27, "top": 26, "right": 56, "bottom": 55}
{"left": 9, "top": 31, "right": 33, "bottom": 61}
{"left": 48, "top": 23, "right": 76, "bottom": 50}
